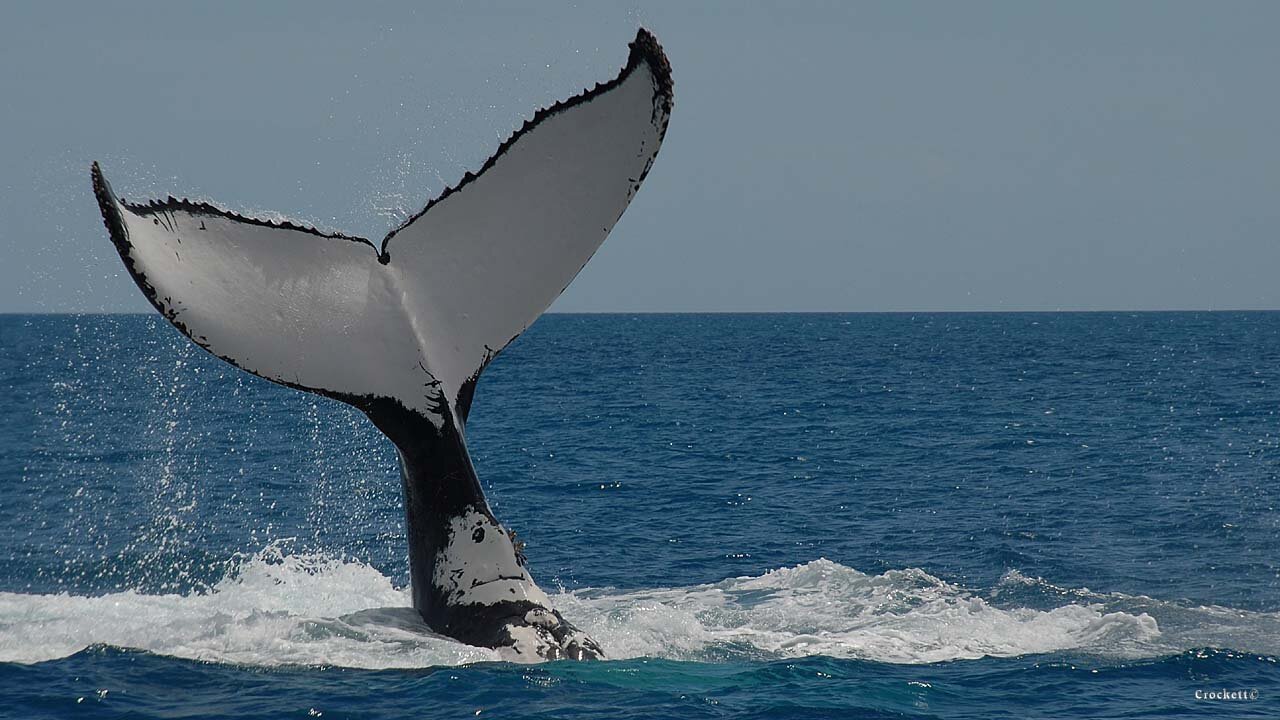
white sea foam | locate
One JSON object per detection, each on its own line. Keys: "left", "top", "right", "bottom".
{"left": 562, "top": 560, "right": 1163, "bottom": 663}
{"left": 0, "top": 550, "right": 1271, "bottom": 669}
{"left": 0, "top": 545, "right": 498, "bottom": 668}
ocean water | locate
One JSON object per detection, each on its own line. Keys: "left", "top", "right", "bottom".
{"left": 1, "top": 311, "right": 1277, "bottom": 718}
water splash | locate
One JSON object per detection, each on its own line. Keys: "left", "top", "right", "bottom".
{"left": 8, "top": 554, "right": 1266, "bottom": 670}
{"left": 563, "top": 559, "right": 1163, "bottom": 663}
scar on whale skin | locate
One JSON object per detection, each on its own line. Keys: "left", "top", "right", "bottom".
{"left": 90, "top": 28, "right": 672, "bottom": 660}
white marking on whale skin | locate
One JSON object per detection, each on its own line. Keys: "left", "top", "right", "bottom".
{"left": 495, "top": 609, "right": 593, "bottom": 661}
{"left": 487, "top": 609, "right": 600, "bottom": 661}
{"left": 432, "top": 509, "right": 552, "bottom": 608}
{"left": 499, "top": 623, "right": 553, "bottom": 661}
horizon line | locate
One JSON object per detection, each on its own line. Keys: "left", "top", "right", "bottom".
{"left": 4, "top": 308, "right": 1280, "bottom": 317}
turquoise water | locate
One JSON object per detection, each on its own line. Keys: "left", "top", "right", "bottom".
{"left": 1, "top": 313, "right": 1278, "bottom": 717}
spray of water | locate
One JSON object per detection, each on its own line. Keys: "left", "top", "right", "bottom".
{"left": 8, "top": 551, "right": 1271, "bottom": 670}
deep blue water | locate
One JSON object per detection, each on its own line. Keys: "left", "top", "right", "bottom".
{"left": 1, "top": 312, "right": 1278, "bottom": 718}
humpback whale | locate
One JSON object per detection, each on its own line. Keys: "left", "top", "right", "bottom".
{"left": 91, "top": 29, "right": 672, "bottom": 660}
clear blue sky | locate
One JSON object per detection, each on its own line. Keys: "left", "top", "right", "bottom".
{"left": 3, "top": 1, "right": 1279, "bottom": 312}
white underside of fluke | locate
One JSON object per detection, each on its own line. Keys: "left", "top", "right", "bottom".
{"left": 94, "top": 30, "right": 671, "bottom": 427}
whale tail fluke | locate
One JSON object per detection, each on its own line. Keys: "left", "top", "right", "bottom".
{"left": 91, "top": 28, "right": 672, "bottom": 660}
{"left": 92, "top": 27, "right": 672, "bottom": 431}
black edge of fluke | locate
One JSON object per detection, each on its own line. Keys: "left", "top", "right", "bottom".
{"left": 91, "top": 162, "right": 129, "bottom": 255}
{"left": 89, "top": 161, "right": 378, "bottom": 253}
{"left": 378, "top": 26, "right": 675, "bottom": 255}
{"left": 91, "top": 160, "right": 182, "bottom": 339}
